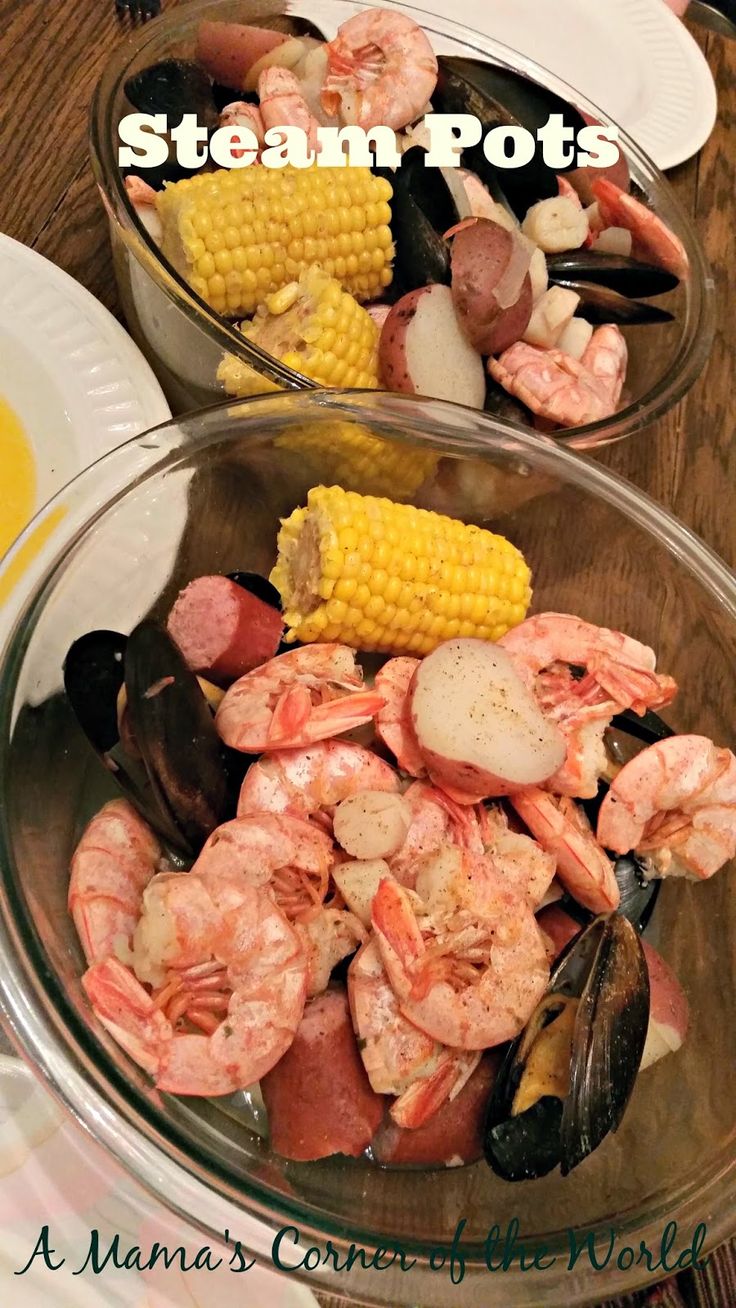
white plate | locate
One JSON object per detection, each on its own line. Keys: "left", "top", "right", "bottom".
{"left": 0, "top": 233, "right": 170, "bottom": 595}
{"left": 426, "top": 0, "right": 717, "bottom": 170}
{"left": 0, "top": 1055, "right": 319, "bottom": 1308}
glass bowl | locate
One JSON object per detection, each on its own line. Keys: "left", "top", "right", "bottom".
{"left": 89, "top": 0, "right": 715, "bottom": 449}
{"left": 0, "top": 390, "right": 734, "bottom": 1307}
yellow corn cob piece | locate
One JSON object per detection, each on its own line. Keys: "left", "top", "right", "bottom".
{"left": 156, "top": 165, "right": 394, "bottom": 318}
{"left": 218, "top": 268, "right": 380, "bottom": 395}
{"left": 270, "top": 485, "right": 532, "bottom": 654}
{"left": 274, "top": 419, "right": 439, "bottom": 499}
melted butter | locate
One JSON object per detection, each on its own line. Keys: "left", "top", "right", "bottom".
{"left": 0, "top": 396, "right": 36, "bottom": 559}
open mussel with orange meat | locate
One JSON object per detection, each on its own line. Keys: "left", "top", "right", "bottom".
{"left": 483, "top": 913, "right": 650, "bottom": 1180}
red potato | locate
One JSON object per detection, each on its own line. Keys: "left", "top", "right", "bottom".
{"left": 449, "top": 218, "right": 533, "bottom": 355}
{"left": 536, "top": 906, "right": 689, "bottom": 1069}
{"left": 261, "top": 987, "right": 385, "bottom": 1161}
{"left": 640, "top": 940, "right": 690, "bottom": 1069}
{"left": 372, "top": 1054, "right": 500, "bottom": 1166}
{"left": 167, "top": 575, "right": 283, "bottom": 686}
{"left": 564, "top": 110, "right": 631, "bottom": 206}
{"left": 410, "top": 639, "right": 566, "bottom": 799}
{"left": 378, "top": 284, "right": 486, "bottom": 408}
{"left": 195, "top": 20, "right": 288, "bottom": 90}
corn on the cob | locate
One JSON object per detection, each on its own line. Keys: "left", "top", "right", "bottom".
{"left": 270, "top": 485, "right": 532, "bottom": 655}
{"left": 218, "top": 268, "right": 379, "bottom": 395}
{"left": 156, "top": 165, "right": 394, "bottom": 318}
{"left": 274, "top": 420, "right": 439, "bottom": 499}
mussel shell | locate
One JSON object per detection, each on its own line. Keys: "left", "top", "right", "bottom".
{"left": 554, "top": 279, "right": 674, "bottom": 326}
{"left": 227, "top": 571, "right": 282, "bottom": 611}
{"left": 610, "top": 706, "right": 675, "bottom": 745}
{"left": 547, "top": 251, "right": 679, "bottom": 297}
{"left": 384, "top": 163, "right": 451, "bottom": 294}
{"left": 433, "top": 57, "right": 585, "bottom": 218}
{"left": 63, "top": 631, "right": 127, "bottom": 755}
{"left": 579, "top": 780, "right": 661, "bottom": 932}
{"left": 400, "top": 147, "right": 460, "bottom": 238}
{"left": 483, "top": 914, "right": 649, "bottom": 1180}
{"left": 124, "top": 620, "right": 231, "bottom": 853}
{"left": 125, "top": 59, "right": 219, "bottom": 130}
{"left": 562, "top": 915, "right": 648, "bottom": 1173}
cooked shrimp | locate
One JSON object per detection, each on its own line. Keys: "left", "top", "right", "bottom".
{"left": 596, "top": 735, "right": 736, "bottom": 880}
{"left": 372, "top": 859, "right": 550, "bottom": 1050}
{"left": 187, "top": 814, "right": 335, "bottom": 924}
{"left": 219, "top": 101, "right": 265, "bottom": 157}
{"left": 534, "top": 665, "right": 618, "bottom": 797}
{"left": 258, "top": 66, "right": 320, "bottom": 151}
{"left": 297, "top": 905, "right": 365, "bottom": 996}
{"left": 348, "top": 937, "right": 479, "bottom": 1127}
{"left": 68, "top": 799, "right": 164, "bottom": 966}
{"left": 374, "top": 656, "right": 425, "bottom": 777}
{"left": 487, "top": 326, "right": 627, "bottom": 428}
{"left": 80, "top": 812, "right": 321, "bottom": 1093}
{"left": 581, "top": 323, "right": 628, "bottom": 408}
{"left": 237, "top": 738, "right": 400, "bottom": 823}
{"left": 83, "top": 864, "right": 306, "bottom": 1096}
{"left": 479, "top": 805, "right": 557, "bottom": 906}
{"left": 215, "top": 644, "right": 385, "bottom": 752}
{"left": 509, "top": 788, "right": 619, "bottom": 913}
{"left": 389, "top": 781, "right": 483, "bottom": 887}
{"left": 592, "top": 179, "right": 689, "bottom": 279}
{"left": 321, "top": 8, "right": 438, "bottom": 131}
{"left": 500, "top": 612, "right": 677, "bottom": 797}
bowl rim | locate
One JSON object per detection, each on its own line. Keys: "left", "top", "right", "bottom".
{"left": 0, "top": 389, "right": 734, "bottom": 1306}
{"left": 88, "top": 0, "right": 716, "bottom": 450}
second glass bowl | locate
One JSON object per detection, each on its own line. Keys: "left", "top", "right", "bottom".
{"left": 89, "top": 0, "right": 714, "bottom": 447}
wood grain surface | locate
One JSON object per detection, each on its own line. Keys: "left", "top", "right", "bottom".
{"left": 0, "top": 4, "right": 733, "bottom": 1308}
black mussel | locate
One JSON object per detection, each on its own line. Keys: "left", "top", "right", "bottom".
{"left": 610, "top": 706, "right": 675, "bottom": 745}
{"left": 384, "top": 163, "right": 451, "bottom": 294}
{"left": 227, "top": 571, "right": 282, "bottom": 611}
{"left": 400, "top": 147, "right": 461, "bottom": 239}
{"left": 578, "top": 780, "right": 660, "bottom": 931}
{"left": 433, "top": 57, "right": 586, "bottom": 218}
{"left": 125, "top": 59, "right": 219, "bottom": 130}
{"left": 124, "top": 620, "right": 231, "bottom": 853}
{"left": 547, "top": 251, "right": 679, "bottom": 297}
{"left": 484, "top": 914, "right": 649, "bottom": 1180}
{"left": 612, "top": 853, "right": 660, "bottom": 933}
{"left": 64, "top": 631, "right": 127, "bottom": 755}
{"left": 554, "top": 279, "right": 674, "bottom": 326}
{"left": 64, "top": 630, "right": 184, "bottom": 849}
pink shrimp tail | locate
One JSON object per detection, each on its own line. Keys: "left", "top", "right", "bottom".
{"left": 83, "top": 958, "right": 171, "bottom": 1076}
{"left": 590, "top": 656, "right": 678, "bottom": 715}
{"left": 390, "top": 1055, "right": 464, "bottom": 1129}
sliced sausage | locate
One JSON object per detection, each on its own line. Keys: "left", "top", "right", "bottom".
{"left": 261, "top": 987, "right": 386, "bottom": 1161}
{"left": 167, "top": 574, "right": 283, "bottom": 686}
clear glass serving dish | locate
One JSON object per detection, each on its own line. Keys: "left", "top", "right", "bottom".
{"left": 0, "top": 391, "right": 734, "bottom": 1307}
{"left": 89, "top": 0, "right": 715, "bottom": 448}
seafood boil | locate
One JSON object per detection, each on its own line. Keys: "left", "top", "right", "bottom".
{"left": 119, "top": 6, "right": 688, "bottom": 431}
{"left": 64, "top": 487, "right": 734, "bottom": 1179}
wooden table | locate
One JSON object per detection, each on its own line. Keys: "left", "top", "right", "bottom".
{"left": 0, "top": 4, "right": 733, "bottom": 1307}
